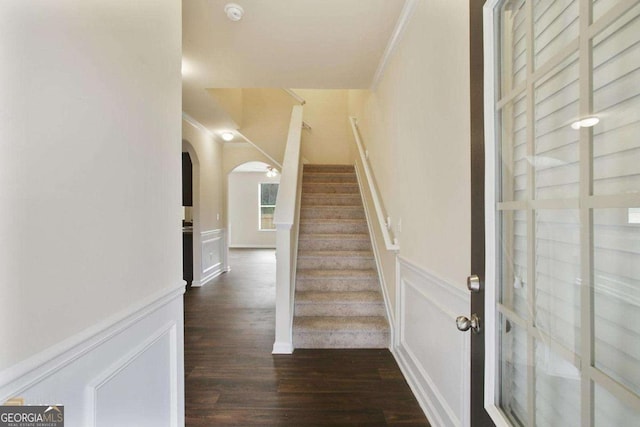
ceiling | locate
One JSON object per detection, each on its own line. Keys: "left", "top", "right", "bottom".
{"left": 182, "top": 0, "right": 406, "bottom": 134}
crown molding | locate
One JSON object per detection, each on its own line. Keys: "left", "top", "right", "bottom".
{"left": 370, "top": 0, "right": 418, "bottom": 90}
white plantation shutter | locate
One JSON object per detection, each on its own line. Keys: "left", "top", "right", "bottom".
{"left": 494, "top": 0, "right": 640, "bottom": 425}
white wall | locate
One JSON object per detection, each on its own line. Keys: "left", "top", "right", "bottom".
{"left": 228, "top": 172, "right": 280, "bottom": 248}
{"left": 0, "top": 0, "right": 184, "bottom": 424}
{"left": 348, "top": 1, "right": 471, "bottom": 425}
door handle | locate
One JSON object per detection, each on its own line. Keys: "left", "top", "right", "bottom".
{"left": 456, "top": 314, "right": 481, "bottom": 333}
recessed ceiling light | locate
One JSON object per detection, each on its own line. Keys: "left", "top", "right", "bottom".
{"left": 571, "top": 116, "right": 600, "bottom": 130}
{"left": 224, "top": 3, "right": 244, "bottom": 21}
{"left": 221, "top": 132, "right": 234, "bottom": 141}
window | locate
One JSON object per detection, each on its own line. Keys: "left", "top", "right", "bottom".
{"left": 487, "top": 1, "right": 640, "bottom": 425}
{"left": 259, "top": 183, "right": 278, "bottom": 230}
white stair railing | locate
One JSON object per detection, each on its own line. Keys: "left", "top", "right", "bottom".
{"left": 272, "top": 105, "right": 304, "bottom": 354}
{"left": 349, "top": 117, "right": 400, "bottom": 252}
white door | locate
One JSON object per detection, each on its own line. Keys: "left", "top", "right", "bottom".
{"left": 484, "top": 0, "right": 640, "bottom": 425}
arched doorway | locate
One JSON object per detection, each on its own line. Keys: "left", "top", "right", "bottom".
{"left": 227, "top": 161, "right": 280, "bottom": 249}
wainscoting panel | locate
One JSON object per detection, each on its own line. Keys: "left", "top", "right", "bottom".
{"left": 0, "top": 284, "right": 185, "bottom": 427}
{"left": 197, "top": 229, "right": 227, "bottom": 287}
{"left": 394, "top": 257, "right": 470, "bottom": 427}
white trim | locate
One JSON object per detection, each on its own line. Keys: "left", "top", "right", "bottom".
{"left": 393, "top": 256, "right": 469, "bottom": 427}
{"left": 192, "top": 229, "right": 228, "bottom": 287}
{"left": 483, "top": 0, "right": 500, "bottom": 421}
{"left": 282, "top": 88, "right": 306, "bottom": 105}
{"left": 235, "top": 130, "right": 283, "bottom": 169}
{"left": 182, "top": 112, "right": 222, "bottom": 144}
{"left": 272, "top": 105, "right": 304, "bottom": 354}
{"left": 222, "top": 141, "right": 252, "bottom": 148}
{"left": 349, "top": 117, "right": 399, "bottom": 251}
{"left": 86, "top": 322, "right": 179, "bottom": 427}
{"left": 271, "top": 342, "right": 294, "bottom": 355}
{"left": 370, "top": 0, "right": 418, "bottom": 90}
{"left": 0, "top": 282, "right": 185, "bottom": 400}
{"left": 229, "top": 244, "right": 276, "bottom": 249}
{"left": 354, "top": 160, "right": 395, "bottom": 346}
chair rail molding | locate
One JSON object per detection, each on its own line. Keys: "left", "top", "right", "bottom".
{"left": 0, "top": 283, "right": 185, "bottom": 427}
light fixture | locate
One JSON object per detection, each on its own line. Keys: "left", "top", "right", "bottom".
{"left": 221, "top": 132, "right": 234, "bottom": 141}
{"left": 181, "top": 59, "right": 192, "bottom": 76}
{"left": 266, "top": 166, "right": 278, "bottom": 178}
{"left": 571, "top": 116, "right": 600, "bottom": 130}
{"left": 224, "top": 3, "right": 244, "bottom": 21}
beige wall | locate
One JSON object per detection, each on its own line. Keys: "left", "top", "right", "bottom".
{"left": 295, "top": 89, "right": 354, "bottom": 164}
{"left": 348, "top": 0, "right": 471, "bottom": 290}
{"left": 182, "top": 120, "right": 224, "bottom": 230}
{"left": 238, "top": 88, "right": 354, "bottom": 167}
{"left": 228, "top": 172, "right": 280, "bottom": 247}
{"left": 0, "top": 0, "right": 181, "bottom": 370}
{"left": 240, "top": 89, "right": 296, "bottom": 165}
{"left": 207, "top": 88, "right": 243, "bottom": 128}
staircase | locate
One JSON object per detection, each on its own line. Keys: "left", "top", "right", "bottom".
{"left": 293, "top": 164, "right": 389, "bottom": 348}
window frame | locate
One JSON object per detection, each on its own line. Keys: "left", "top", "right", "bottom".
{"left": 258, "top": 182, "right": 279, "bottom": 231}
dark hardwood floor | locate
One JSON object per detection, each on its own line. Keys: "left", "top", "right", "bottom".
{"left": 185, "top": 248, "right": 430, "bottom": 426}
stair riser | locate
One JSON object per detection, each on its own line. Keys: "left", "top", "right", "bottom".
{"left": 303, "top": 174, "right": 357, "bottom": 184}
{"left": 293, "top": 331, "right": 389, "bottom": 349}
{"left": 297, "top": 257, "right": 375, "bottom": 270}
{"left": 301, "top": 195, "right": 362, "bottom": 206}
{"left": 304, "top": 165, "right": 355, "bottom": 173}
{"left": 295, "top": 278, "right": 379, "bottom": 292}
{"left": 300, "top": 207, "right": 365, "bottom": 220}
{"left": 302, "top": 184, "right": 359, "bottom": 194}
{"left": 300, "top": 222, "right": 369, "bottom": 234}
{"left": 298, "top": 238, "right": 371, "bottom": 251}
{"left": 295, "top": 303, "right": 385, "bottom": 317}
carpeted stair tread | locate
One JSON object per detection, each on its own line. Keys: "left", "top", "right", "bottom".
{"left": 298, "top": 233, "right": 370, "bottom": 241}
{"left": 302, "top": 183, "right": 360, "bottom": 194}
{"left": 296, "top": 269, "right": 378, "bottom": 279}
{"left": 295, "top": 291, "right": 385, "bottom": 316}
{"left": 298, "top": 250, "right": 374, "bottom": 258}
{"left": 301, "top": 194, "right": 363, "bottom": 206}
{"left": 296, "top": 291, "right": 383, "bottom": 303}
{"left": 303, "top": 164, "right": 355, "bottom": 173}
{"left": 294, "top": 316, "right": 389, "bottom": 332}
{"left": 300, "top": 206, "right": 365, "bottom": 219}
{"left": 303, "top": 173, "right": 357, "bottom": 183}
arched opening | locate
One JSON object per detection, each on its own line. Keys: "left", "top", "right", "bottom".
{"left": 227, "top": 161, "right": 280, "bottom": 249}
{"left": 182, "top": 139, "right": 201, "bottom": 289}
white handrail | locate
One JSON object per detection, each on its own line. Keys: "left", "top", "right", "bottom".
{"left": 282, "top": 88, "right": 306, "bottom": 105}
{"left": 272, "top": 105, "right": 304, "bottom": 354}
{"left": 349, "top": 116, "right": 399, "bottom": 252}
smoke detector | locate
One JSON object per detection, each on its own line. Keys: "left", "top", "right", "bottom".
{"left": 224, "top": 3, "right": 244, "bottom": 21}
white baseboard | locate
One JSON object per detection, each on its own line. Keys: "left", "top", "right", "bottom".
{"left": 393, "top": 256, "right": 470, "bottom": 427}
{"left": 229, "top": 244, "right": 276, "bottom": 249}
{"left": 0, "top": 283, "right": 185, "bottom": 427}
{"left": 272, "top": 341, "right": 294, "bottom": 355}
{"left": 191, "top": 266, "right": 228, "bottom": 287}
